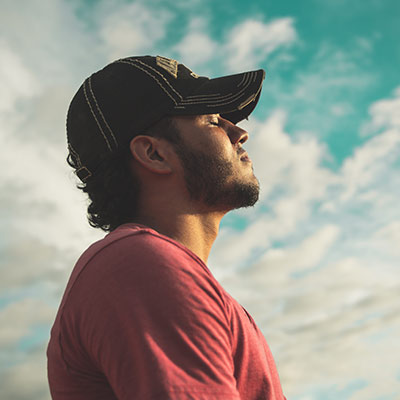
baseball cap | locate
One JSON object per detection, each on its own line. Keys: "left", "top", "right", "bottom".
{"left": 67, "top": 55, "right": 266, "bottom": 182}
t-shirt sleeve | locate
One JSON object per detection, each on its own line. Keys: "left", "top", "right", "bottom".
{"left": 61, "top": 233, "right": 241, "bottom": 400}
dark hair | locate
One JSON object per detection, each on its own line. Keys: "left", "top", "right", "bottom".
{"left": 67, "top": 116, "right": 181, "bottom": 231}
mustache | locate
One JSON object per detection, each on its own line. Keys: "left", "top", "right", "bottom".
{"left": 237, "top": 147, "right": 246, "bottom": 156}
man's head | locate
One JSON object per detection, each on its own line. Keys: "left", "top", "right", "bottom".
{"left": 67, "top": 55, "right": 265, "bottom": 230}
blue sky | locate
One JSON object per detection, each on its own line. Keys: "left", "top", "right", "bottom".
{"left": 1, "top": 0, "right": 400, "bottom": 399}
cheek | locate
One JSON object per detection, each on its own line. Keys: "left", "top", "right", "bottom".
{"left": 209, "top": 133, "right": 234, "bottom": 157}
{"left": 186, "top": 127, "right": 234, "bottom": 158}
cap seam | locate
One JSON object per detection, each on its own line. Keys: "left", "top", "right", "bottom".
{"left": 83, "top": 79, "right": 113, "bottom": 152}
{"left": 116, "top": 60, "right": 178, "bottom": 105}
{"left": 134, "top": 59, "right": 183, "bottom": 100}
{"left": 87, "top": 77, "right": 118, "bottom": 149}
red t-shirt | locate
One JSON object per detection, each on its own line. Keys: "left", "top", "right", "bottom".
{"left": 47, "top": 224, "right": 285, "bottom": 399}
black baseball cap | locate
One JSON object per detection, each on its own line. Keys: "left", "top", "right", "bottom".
{"left": 67, "top": 55, "right": 266, "bottom": 182}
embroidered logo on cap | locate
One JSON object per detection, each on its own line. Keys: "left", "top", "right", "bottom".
{"left": 156, "top": 56, "right": 179, "bottom": 78}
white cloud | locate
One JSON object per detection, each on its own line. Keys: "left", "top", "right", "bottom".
{"left": 174, "top": 15, "right": 297, "bottom": 74}
{"left": 224, "top": 17, "right": 297, "bottom": 71}
{"left": 173, "top": 18, "right": 218, "bottom": 67}
{"left": 372, "top": 221, "right": 400, "bottom": 257}
{"left": 99, "top": 2, "right": 172, "bottom": 60}
{"left": 0, "top": 299, "right": 54, "bottom": 349}
{"left": 241, "top": 254, "right": 400, "bottom": 399}
{"left": 339, "top": 128, "right": 400, "bottom": 203}
{"left": 0, "top": 0, "right": 96, "bottom": 84}
{"left": 0, "top": 41, "right": 40, "bottom": 113}
{"left": 0, "top": 345, "right": 50, "bottom": 400}
{"left": 262, "top": 43, "right": 376, "bottom": 141}
{"left": 362, "top": 86, "right": 400, "bottom": 135}
{"left": 211, "top": 110, "right": 336, "bottom": 269}
{"left": 259, "top": 224, "right": 340, "bottom": 273}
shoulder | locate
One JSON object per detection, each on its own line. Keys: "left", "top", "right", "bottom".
{"left": 68, "top": 223, "right": 213, "bottom": 295}
{"left": 92, "top": 223, "right": 203, "bottom": 274}
{"left": 63, "top": 223, "right": 230, "bottom": 319}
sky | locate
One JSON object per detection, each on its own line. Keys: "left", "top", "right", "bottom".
{"left": 1, "top": 0, "right": 400, "bottom": 398}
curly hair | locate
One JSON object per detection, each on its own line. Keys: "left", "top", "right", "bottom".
{"left": 67, "top": 116, "right": 182, "bottom": 232}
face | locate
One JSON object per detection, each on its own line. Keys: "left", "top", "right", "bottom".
{"left": 171, "top": 114, "right": 260, "bottom": 211}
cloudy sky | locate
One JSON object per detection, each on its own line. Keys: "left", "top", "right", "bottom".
{"left": 1, "top": 0, "right": 399, "bottom": 399}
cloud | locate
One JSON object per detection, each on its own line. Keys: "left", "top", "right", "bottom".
{"left": 173, "top": 15, "right": 297, "bottom": 74}
{"left": 210, "top": 110, "right": 336, "bottom": 269}
{"left": 0, "top": 40, "right": 40, "bottom": 113}
{"left": 0, "top": 344, "right": 50, "bottom": 400}
{"left": 261, "top": 43, "right": 377, "bottom": 141}
{"left": 258, "top": 224, "right": 340, "bottom": 273}
{"left": 372, "top": 221, "right": 400, "bottom": 258}
{"left": 0, "top": 0, "right": 95, "bottom": 83}
{"left": 0, "top": 231, "right": 71, "bottom": 292}
{"left": 0, "top": 299, "right": 54, "bottom": 349}
{"left": 98, "top": 1, "right": 173, "bottom": 60}
{"left": 244, "top": 256, "right": 400, "bottom": 399}
{"left": 338, "top": 128, "right": 400, "bottom": 203}
{"left": 224, "top": 17, "right": 297, "bottom": 71}
{"left": 173, "top": 17, "right": 218, "bottom": 68}
{"left": 362, "top": 86, "right": 400, "bottom": 135}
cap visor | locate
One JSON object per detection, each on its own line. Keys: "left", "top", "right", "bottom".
{"left": 172, "top": 69, "right": 265, "bottom": 124}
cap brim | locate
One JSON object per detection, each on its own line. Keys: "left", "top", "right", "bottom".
{"left": 171, "top": 69, "right": 265, "bottom": 124}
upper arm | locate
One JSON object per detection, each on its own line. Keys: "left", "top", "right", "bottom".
{"left": 64, "top": 235, "right": 240, "bottom": 399}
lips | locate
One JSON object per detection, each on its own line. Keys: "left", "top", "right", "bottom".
{"left": 239, "top": 151, "right": 251, "bottom": 162}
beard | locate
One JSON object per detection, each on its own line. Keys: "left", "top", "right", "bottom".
{"left": 172, "top": 141, "right": 260, "bottom": 210}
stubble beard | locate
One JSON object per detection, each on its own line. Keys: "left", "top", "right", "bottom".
{"left": 173, "top": 143, "right": 260, "bottom": 211}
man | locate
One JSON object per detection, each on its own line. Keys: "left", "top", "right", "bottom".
{"left": 47, "top": 55, "right": 286, "bottom": 399}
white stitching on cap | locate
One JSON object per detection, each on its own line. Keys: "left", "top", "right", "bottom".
{"left": 240, "top": 72, "right": 251, "bottom": 88}
{"left": 176, "top": 72, "right": 254, "bottom": 106}
{"left": 87, "top": 76, "right": 118, "bottom": 148}
{"left": 187, "top": 93, "right": 222, "bottom": 99}
{"left": 185, "top": 72, "right": 253, "bottom": 100}
{"left": 115, "top": 59, "right": 179, "bottom": 105}
{"left": 186, "top": 93, "right": 233, "bottom": 100}
{"left": 182, "top": 93, "right": 234, "bottom": 101}
{"left": 134, "top": 59, "right": 183, "bottom": 100}
{"left": 237, "top": 72, "right": 248, "bottom": 87}
{"left": 119, "top": 58, "right": 183, "bottom": 100}
{"left": 83, "top": 79, "right": 112, "bottom": 151}
{"left": 177, "top": 72, "right": 254, "bottom": 105}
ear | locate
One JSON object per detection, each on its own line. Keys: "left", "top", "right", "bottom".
{"left": 129, "top": 135, "right": 173, "bottom": 174}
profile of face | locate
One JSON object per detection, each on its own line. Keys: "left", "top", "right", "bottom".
{"left": 171, "top": 114, "right": 260, "bottom": 212}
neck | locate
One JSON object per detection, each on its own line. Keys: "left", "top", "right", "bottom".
{"left": 134, "top": 203, "right": 225, "bottom": 264}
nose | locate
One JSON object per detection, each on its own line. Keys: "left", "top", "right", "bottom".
{"left": 225, "top": 120, "right": 249, "bottom": 145}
